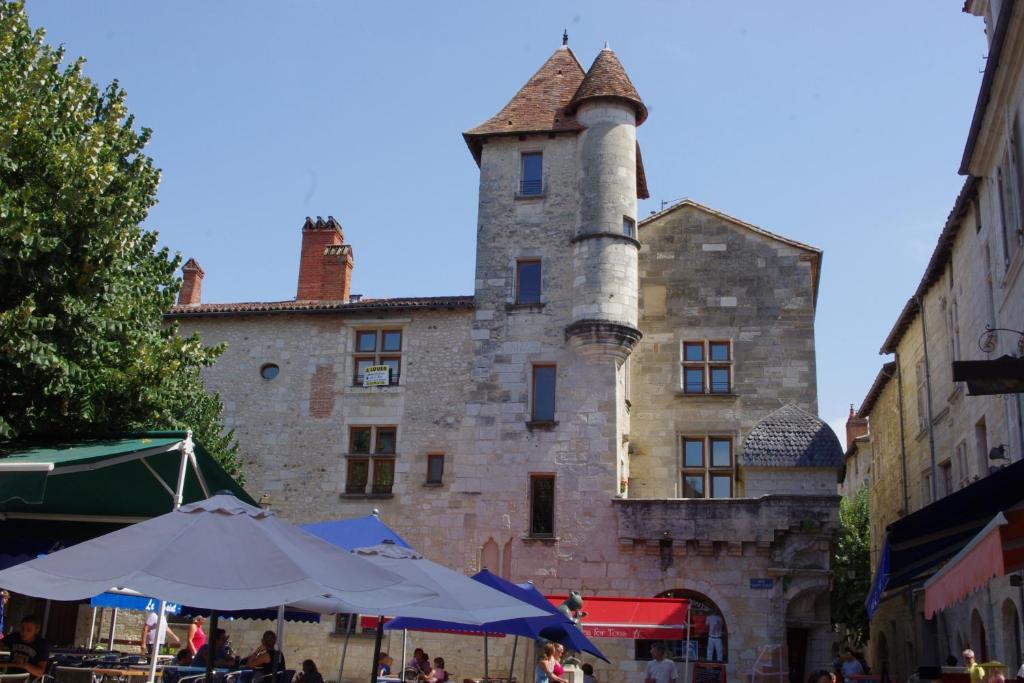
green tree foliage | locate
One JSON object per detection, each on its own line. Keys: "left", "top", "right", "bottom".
{"left": 0, "top": 0, "right": 240, "bottom": 477}
{"left": 832, "top": 487, "right": 871, "bottom": 646}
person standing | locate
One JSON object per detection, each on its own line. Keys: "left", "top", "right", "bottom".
{"left": 141, "top": 609, "right": 180, "bottom": 658}
{"left": 964, "top": 649, "right": 985, "bottom": 683}
{"left": 536, "top": 643, "right": 568, "bottom": 683}
{"left": 187, "top": 616, "right": 206, "bottom": 657}
{"left": 705, "top": 613, "right": 724, "bottom": 662}
{"left": 5, "top": 614, "right": 50, "bottom": 679}
{"left": 645, "top": 644, "right": 678, "bottom": 683}
{"left": 0, "top": 590, "right": 9, "bottom": 640}
{"left": 840, "top": 648, "right": 864, "bottom": 683}
{"left": 553, "top": 643, "right": 566, "bottom": 679}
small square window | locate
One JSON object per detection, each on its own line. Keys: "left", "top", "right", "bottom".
{"left": 683, "top": 439, "right": 704, "bottom": 468}
{"left": 710, "top": 474, "right": 732, "bottom": 499}
{"left": 381, "top": 330, "right": 402, "bottom": 352}
{"left": 684, "top": 367, "right": 704, "bottom": 394}
{"left": 709, "top": 342, "right": 730, "bottom": 362}
{"left": 427, "top": 454, "right": 444, "bottom": 484}
{"left": 346, "top": 459, "right": 369, "bottom": 494}
{"left": 350, "top": 427, "right": 371, "bottom": 454}
{"left": 356, "top": 331, "right": 377, "bottom": 353}
{"left": 710, "top": 438, "right": 732, "bottom": 468}
{"left": 372, "top": 459, "right": 395, "bottom": 495}
{"left": 516, "top": 260, "right": 542, "bottom": 304}
{"left": 623, "top": 216, "right": 636, "bottom": 239}
{"left": 375, "top": 427, "right": 397, "bottom": 454}
{"left": 682, "top": 475, "right": 704, "bottom": 498}
{"left": 710, "top": 367, "right": 731, "bottom": 394}
{"left": 380, "top": 357, "right": 401, "bottom": 385}
{"left": 684, "top": 342, "right": 704, "bottom": 362}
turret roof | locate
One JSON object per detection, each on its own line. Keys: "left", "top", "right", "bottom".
{"left": 741, "top": 404, "right": 844, "bottom": 469}
{"left": 567, "top": 46, "right": 647, "bottom": 124}
{"left": 463, "top": 46, "right": 586, "bottom": 163}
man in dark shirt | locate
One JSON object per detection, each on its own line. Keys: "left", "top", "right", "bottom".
{"left": 192, "top": 629, "right": 236, "bottom": 669}
{"left": 5, "top": 614, "right": 49, "bottom": 678}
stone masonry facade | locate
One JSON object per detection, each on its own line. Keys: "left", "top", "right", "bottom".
{"left": 162, "top": 43, "right": 843, "bottom": 683}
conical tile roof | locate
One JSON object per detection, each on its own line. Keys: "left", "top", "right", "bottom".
{"left": 567, "top": 46, "right": 646, "bottom": 124}
{"left": 463, "top": 46, "right": 586, "bottom": 163}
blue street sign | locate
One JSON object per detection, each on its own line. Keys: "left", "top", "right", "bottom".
{"left": 749, "top": 578, "right": 774, "bottom": 590}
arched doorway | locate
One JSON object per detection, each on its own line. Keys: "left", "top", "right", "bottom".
{"left": 970, "top": 609, "right": 989, "bottom": 662}
{"left": 1001, "top": 600, "right": 1021, "bottom": 672}
{"left": 875, "top": 632, "right": 890, "bottom": 681}
{"left": 633, "top": 590, "right": 727, "bottom": 665}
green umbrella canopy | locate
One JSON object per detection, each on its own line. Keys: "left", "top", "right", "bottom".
{"left": 0, "top": 431, "right": 254, "bottom": 520}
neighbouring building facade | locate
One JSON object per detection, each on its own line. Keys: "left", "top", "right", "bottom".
{"left": 839, "top": 407, "right": 871, "bottom": 499}
{"left": 859, "top": 2, "right": 1024, "bottom": 680}
{"left": 158, "top": 41, "right": 843, "bottom": 683}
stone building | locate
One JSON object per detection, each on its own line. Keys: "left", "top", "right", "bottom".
{"left": 839, "top": 407, "right": 871, "bottom": 499}
{"left": 165, "top": 41, "right": 843, "bottom": 683}
{"left": 856, "top": 2, "right": 1024, "bottom": 679}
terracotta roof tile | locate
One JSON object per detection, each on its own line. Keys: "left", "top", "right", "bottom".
{"left": 166, "top": 295, "right": 474, "bottom": 318}
{"left": 567, "top": 47, "right": 647, "bottom": 125}
{"left": 463, "top": 47, "right": 586, "bottom": 162}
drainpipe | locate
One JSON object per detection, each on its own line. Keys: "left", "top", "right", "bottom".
{"left": 917, "top": 296, "right": 939, "bottom": 502}
{"left": 894, "top": 353, "right": 910, "bottom": 513}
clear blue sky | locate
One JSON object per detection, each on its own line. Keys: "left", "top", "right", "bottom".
{"left": 24, "top": 1, "right": 987, "bottom": 438}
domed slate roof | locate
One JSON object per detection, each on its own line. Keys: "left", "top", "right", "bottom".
{"left": 566, "top": 46, "right": 647, "bottom": 125}
{"left": 741, "top": 404, "right": 843, "bottom": 468}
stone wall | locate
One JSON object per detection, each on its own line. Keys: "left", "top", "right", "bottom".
{"left": 629, "top": 202, "right": 820, "bottom": 499}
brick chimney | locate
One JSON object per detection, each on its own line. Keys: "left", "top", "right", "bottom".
{"left": 178, "top": 258, "right": 204, "bottom": 305}
{"left": 845, "top": 404, "right": 869, "bottom": 450}
{"left": 296, "top": 216, "right": 354, "bottom": 301}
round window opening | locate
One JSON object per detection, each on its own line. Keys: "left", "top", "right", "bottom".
{"left": 260, "top": 363, "right": 280, "bottom": 380}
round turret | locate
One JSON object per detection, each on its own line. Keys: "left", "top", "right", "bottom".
{"left": 566, "top": 47, "right": 646, "bottom": 362}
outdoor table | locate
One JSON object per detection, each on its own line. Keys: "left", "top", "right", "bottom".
{"left": 91, "top": 668, "right": 152, "bottom": 681}
{"left": 0, "top": 674, "right": 30, "bottom": 683}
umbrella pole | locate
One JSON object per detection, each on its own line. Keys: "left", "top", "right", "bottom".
{"left": 484, "top": 633, "right": 489, "bottom": 682}
{"left": 508, "top": 635, "right": 518, "bottom": 682}
{"left": 206, "top": 611, "right": 219, "bottom": 683}
{"left": 108, "top": 607, "right": 118, "bottom": 650}
{"left": 272, "top": 605, "right": 284, "bottom": 683}
{"left": 338, "top": 616, "right": 354, "bottom": 683}
{"left": 401, "top": 630, "right": 407, "bottom": 679}
{"left": 147, "top": 601, "right": 167, "bottom": 683}
{"left": 87, "top": 607, "right": 97, "bottom": 649}
{"left": 369, "top": 616, "right": 384, "bottom": 683}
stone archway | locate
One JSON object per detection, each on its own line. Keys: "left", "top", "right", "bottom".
{"left": 785, "top": 578, "right": 832, "bottom": 683}
{"left": 970, "top": 609, "right": 989, "bottom": 662}
{"left": 632, "top": 588, "right": 730, "bottom": 665}
{"left": 1000, "top": 599, "right": 1021, "bottom": 672}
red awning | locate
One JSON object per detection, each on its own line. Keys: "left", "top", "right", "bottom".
{"left": 547, "top": 595, "right": 695, "bottom": 639}
{"left": 924, "top": 509, "right": 1024, "bottom": 618}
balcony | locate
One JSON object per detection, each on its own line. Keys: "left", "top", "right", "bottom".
{"left": 517, "top": 179, "right": 544, "bottom": 198}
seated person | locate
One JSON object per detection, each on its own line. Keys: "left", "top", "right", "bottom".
{"left": 242, "top": 631, "right": 284, "bottom": 675}
{"left": 5, "top": 614, "right": 50, "bottom": 678}
{"left": 428, "top": 657, "right": 448, "bottom": 683}
{"left": 176, "top": 649, "right": 194, "bottom": 666}
{"left": 192, "top": 628, "right": 237, "bottom": 669}
{"left": 378, "top": 652, "right": 393, "bottom": 677}
{"left": 295, "top": 659, "right": 323, "bottom": 683}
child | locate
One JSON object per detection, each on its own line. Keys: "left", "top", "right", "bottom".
{"left": 296, "top": 659, "right": 323, "bottom": 683}
{"left": 430, "top": 657, "right": 449, "bottom": 682}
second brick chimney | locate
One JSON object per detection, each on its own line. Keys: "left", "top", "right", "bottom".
{"left": 296, "top": 216, "right": 354, "bottom": 301}
{"left": 178, "top": 258, "right": 204, "bottom": 305}
{"left": 845, "top": 404, "right": 869, "bottom": 451}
